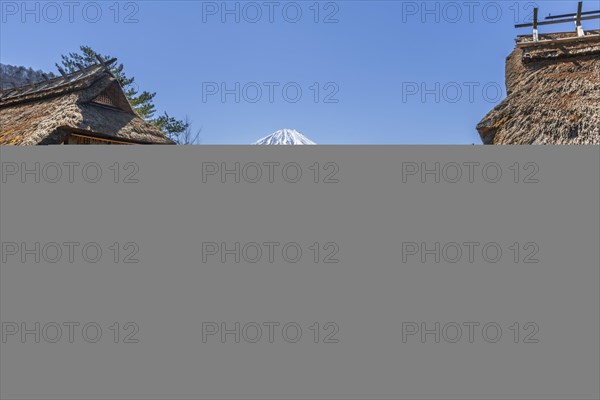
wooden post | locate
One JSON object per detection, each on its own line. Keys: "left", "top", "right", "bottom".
{"left": 576, "top": 2, "right": 585, "bottom": 37}
{"left": 533, "top": 7, "right": 539, "bottom": 41}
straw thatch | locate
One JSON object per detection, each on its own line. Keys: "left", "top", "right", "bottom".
{"left": 477, "top": 30, "right": 600, "bottom": 144}
{"left": 0, "top": 63, "right": 173, "bottom": 145}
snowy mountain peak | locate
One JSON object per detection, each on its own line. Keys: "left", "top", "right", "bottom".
{"left": 253, "top": 129, "right": 316, "bottom": 145}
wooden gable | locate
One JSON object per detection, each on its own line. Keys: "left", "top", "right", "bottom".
{"left": 90, "top": 81, "right": 134, "bottom": 113}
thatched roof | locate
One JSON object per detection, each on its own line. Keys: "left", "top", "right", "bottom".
{"left": 477, "top": 30, "right": 600, "bottom": 144}
{"left": 0, "top": 62, "right": 174, "bottom": 145}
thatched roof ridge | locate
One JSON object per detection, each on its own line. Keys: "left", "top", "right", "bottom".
{"left": 0, "top": 63, "right": 174, "bottom": 145}
{"left": 477, "top": 30, "right": 600, "bottom": 145}
{"left": 0, "top": 63, "right": 106, "bottom": 105}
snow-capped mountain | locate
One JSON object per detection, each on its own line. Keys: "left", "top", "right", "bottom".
{"left": 253, "top": 129, "right": 316, "bottom": 145}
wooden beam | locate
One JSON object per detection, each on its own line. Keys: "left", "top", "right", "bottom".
{"left": 515, "top": 14, "right": 600, "bottom": 28}
{"left": 94, "top": 54, "right": 107, "bottom": 65}
{"left": 66, "top": 133, "right": 136, "bottom": 145}
{"left": 546, "top": 9, "right": 600, "bottom": 20}
{"left": 93, "top": 55, "right": 117, "bottom": 68}
{"left": 94, "top": 55, "right": 118, "bottom": 78}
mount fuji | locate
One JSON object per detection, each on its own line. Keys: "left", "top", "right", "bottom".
{"left": 253, "top": 129, "right": 316, "bottom": 145}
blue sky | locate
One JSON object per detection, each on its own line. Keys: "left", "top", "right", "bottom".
{"left": 1, "top": 0, "right": 597, "bottom": 144}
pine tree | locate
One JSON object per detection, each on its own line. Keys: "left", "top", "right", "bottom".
{"left": 58, "top": 46, "right": 190, "bottom": 142}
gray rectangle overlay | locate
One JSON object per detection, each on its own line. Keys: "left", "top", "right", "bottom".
{"left": 1, "top": 146, "right": 599, "bottom": 400}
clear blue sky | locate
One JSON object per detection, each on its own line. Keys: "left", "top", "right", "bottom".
{"left": 1, "top": 0, "right": 597, "bottom": 143}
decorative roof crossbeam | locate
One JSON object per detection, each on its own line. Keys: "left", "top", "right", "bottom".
{"left": 515, "top": 1, "right": 600, "bottom": 42}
